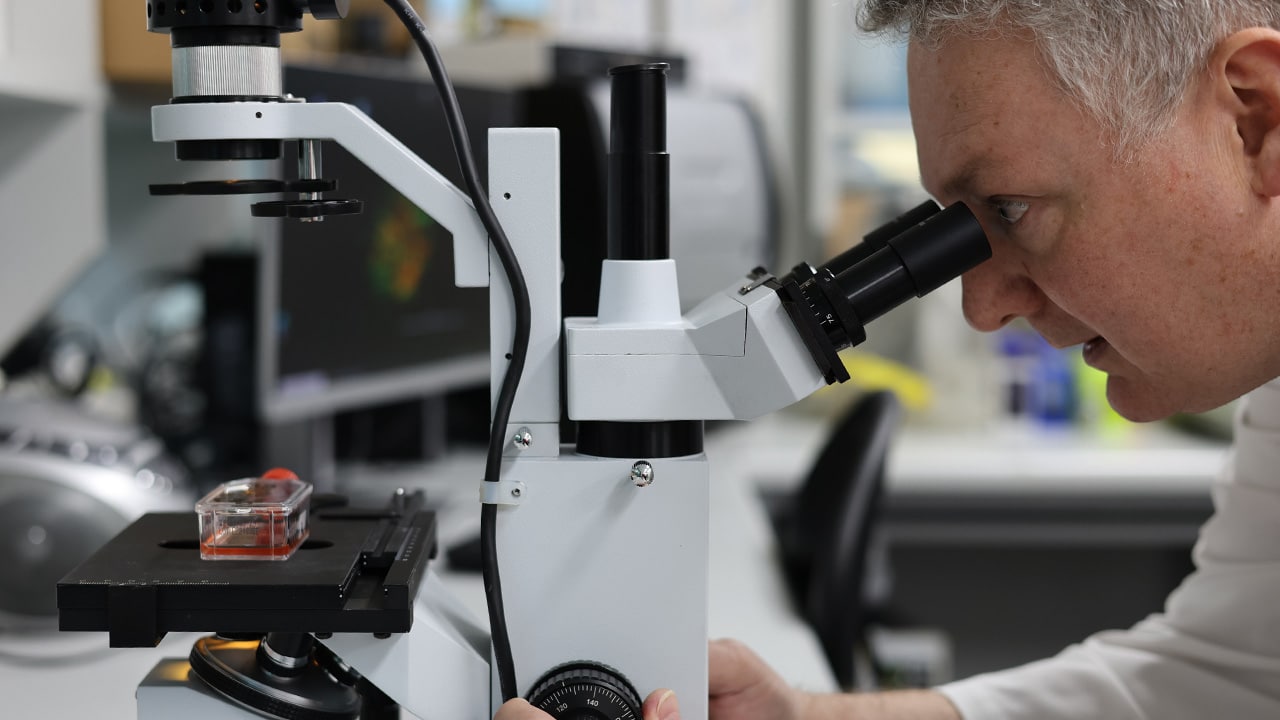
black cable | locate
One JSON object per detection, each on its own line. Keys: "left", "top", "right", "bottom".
{"left": 379, "top": 0, "right": 527, "bottom": 702}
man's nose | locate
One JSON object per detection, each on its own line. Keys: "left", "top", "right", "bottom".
{"left": 960, "top": 258, "right": 1044, "bottom": 332}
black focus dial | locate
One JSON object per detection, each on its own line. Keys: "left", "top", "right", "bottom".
{"left": 527, "top": 662, "right": 643, "bottom": 720}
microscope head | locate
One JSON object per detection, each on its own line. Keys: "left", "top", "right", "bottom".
{"left": 145, "top": 0, "right": 350, "bottom": 161}
{"left": 144, "top": 1, "right": 363, "bottom": 220}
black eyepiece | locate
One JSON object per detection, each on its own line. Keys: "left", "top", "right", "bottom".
{"left": 607, "top": 63, "right": 670, "bottom": 261}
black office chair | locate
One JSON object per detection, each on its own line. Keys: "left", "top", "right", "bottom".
{"left": 771, "top": 390, "right": 903, "bottom": 689}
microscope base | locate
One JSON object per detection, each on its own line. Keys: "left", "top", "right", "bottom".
{"left": 137, "top": 658, "right": 264, "bottom": 720}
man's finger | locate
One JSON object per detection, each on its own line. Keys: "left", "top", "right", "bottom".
{"left": 642, "top": 689, "right": 680, "bottom": 720}
{"left": 708, "top": 638, "right": 759, "bottom": 695}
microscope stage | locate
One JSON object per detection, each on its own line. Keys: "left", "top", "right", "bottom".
{"left": 57, "top": 507, "right": 436, "bottom": 647}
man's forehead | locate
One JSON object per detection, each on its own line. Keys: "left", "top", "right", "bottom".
{"left": 907, "top": 36, "right": 1048, "bottom": 197}
{"left": 907, "top": 35, "right": 1015, "bottom": 100}
{"left": 908, "top": 61, "right": 1000, "bottom": 197}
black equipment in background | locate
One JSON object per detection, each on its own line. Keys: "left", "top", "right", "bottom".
{"left": 0, "top": 397, "right": 192, "bottom": 628}
{"left": 0, "top": 321, "right": 99, "bottom": 397}
{"left": 767, "top": 391, "right": 903, "bottom": 689}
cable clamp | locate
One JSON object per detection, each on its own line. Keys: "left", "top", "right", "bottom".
{"left": 480, "top": 479, "right": 527, "bottom": 506}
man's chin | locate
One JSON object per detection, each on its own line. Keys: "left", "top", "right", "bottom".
{"left": 1105, "top": 377, "right": 1181, "bottom": 423}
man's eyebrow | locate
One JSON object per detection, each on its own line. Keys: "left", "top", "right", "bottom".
{"left": 936, "top": 155, "right": 989, "bottom": 200}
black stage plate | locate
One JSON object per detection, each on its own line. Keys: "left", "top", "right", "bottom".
{"left": 57, "top": 508, "right": 436, "bottom": 647}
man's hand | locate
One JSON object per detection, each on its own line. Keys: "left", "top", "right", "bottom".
{"left": 708, "top": 638, "right": 960, "bottom": 720}
{"left": 708, "top": 638, "right": 809, "bottom": 720}
{"left": 494, "top": 689, "right": 680, "bottom": 720}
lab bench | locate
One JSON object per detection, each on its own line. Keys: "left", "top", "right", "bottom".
{"left": 733, "top": 410, "right": 1226, "bottom": 679}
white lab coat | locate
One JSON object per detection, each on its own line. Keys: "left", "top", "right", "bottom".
{"left": 939, "top": 379, "right": 1280, "bottom": 719}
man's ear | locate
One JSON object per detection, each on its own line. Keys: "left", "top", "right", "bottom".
{"left": 1216, "top": 29, "right": 1280, "bottom": 197}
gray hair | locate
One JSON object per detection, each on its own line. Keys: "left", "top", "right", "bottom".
{"left": 858, "top": 0, "right": 1280, "bottom": 152}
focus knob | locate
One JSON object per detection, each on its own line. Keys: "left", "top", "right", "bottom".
{"left": 527, "top": 662, "right": 643, "bottom": 720}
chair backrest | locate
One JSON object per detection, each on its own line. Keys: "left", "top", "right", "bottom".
{"left": 795, "top": 390, "right": 902, "bottom": 688}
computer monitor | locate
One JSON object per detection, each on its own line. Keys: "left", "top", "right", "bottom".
{"left": 258, "top": 64, "right": 504, "bottom": 428}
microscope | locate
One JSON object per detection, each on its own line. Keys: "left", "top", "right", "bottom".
{"left": 58, "top": 3, "right": 991, "bottom": 718}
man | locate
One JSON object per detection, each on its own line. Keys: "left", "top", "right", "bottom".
{"left": 500, "top": 1, "right": 1280, "bottom": 717}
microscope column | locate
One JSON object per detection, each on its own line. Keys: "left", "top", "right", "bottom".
{"left": 577, "top": 62, "right": 704, "bottom": 459}
{"left": 496, "top": 63, "right": 711, "bottom": 719}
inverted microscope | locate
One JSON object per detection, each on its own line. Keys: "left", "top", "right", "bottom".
{"left": 57, "top": 2, "right": 991, "bottom": 718}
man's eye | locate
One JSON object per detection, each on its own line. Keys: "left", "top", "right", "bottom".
{"left": 992, "top": 199, "right": 1030, "bottom": 224}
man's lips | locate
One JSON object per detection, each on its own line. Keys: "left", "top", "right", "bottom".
{"left": 1082, "top": 336, "right": 1109, "bottom": 367}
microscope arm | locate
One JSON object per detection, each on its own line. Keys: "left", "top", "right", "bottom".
{"left": 151, "top": 101, "right": 491, "bottom": 288}
{"left": 152, "top": 101, "right": 565, "bottom": 442}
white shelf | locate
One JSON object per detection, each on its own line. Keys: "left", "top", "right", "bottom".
{"left": 0, "top": 1, "right": 105, "bottom": 106}
{"left": 0, "top": 0, "right": 106, "bottom": 354}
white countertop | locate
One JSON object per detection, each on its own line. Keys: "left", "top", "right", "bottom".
{"left": 737, "top": 410, "right": 1228, "bottom": 496}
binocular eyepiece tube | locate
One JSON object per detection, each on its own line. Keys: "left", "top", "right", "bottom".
{"left": 775, "top": 200, "right": 992, "bottom": 385}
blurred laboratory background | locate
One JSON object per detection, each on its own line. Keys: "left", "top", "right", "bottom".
{"left": 0, "top": 0, "right": 1230, "bottom": 699}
